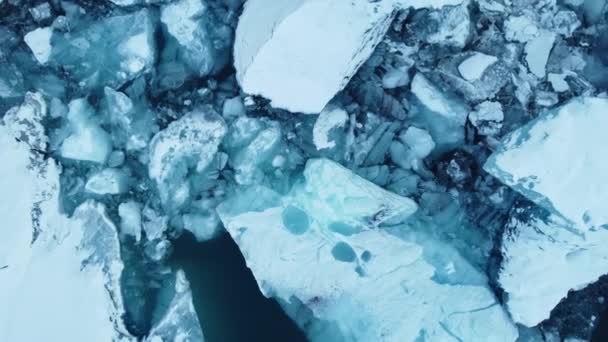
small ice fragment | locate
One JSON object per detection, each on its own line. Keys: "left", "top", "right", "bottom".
{"left": 85, "top": 168, "right": 129, "bottom": 195}
{"left": 458, "top": 53, "right": 498, "bottom": 81}
{"left": 59, "top": 99, "right": 112, "bottom": 164}
{"left": 24, "top": 27, "right": 53, "bottom": 64}
{"left": 313, "top": 106, "right": 348, "bottom": 150}
{"left": 222, "top": 96, "right": 246, "bottom": 118}
{"left": 525, "top": 31, "right": 556, "bottom": 78}
{"left": 119, "top": 201, "right": 142, "bottom": 242}
{"left": 400, "top": 126, "right": 435, "bottom": 159}
{"left": 182, "top": 213, "right": 221, "bottom": 242}
{"left": 468, "top": 101, "right": 504, "bottom": 136}
{"left": 548, "top": 73, "right": 570, "bottom": 92}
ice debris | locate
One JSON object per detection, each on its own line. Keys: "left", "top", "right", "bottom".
{"left": 485, "top": 97, "right": 608, "bottom": 229}
{"left": 217, "top": 158, "right": 517, "bottom": 341}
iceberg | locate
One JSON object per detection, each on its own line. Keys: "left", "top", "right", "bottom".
{"left": 234, "top": 0, "right": 464, "bottom": 113}
{"left": 218, "top": 159, "right": 517, "bottom": 341}
{"left": 485, "top": 97, "right": 608, "bottom": 229}
{"left": 499, "top": 205, "right": 608, "bottom": 327}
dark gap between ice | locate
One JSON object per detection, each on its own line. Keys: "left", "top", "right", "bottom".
{"left": 171, "top": 231, "right": 308, "bottom": 342}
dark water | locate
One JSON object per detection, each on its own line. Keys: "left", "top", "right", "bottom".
{"left": 172, "top": 232, "right": 308, "bottom": 342}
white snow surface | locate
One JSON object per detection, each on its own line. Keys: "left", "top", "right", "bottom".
{"left": 0, "top": 121, "right": 134, "bottom": 341}
{"left": 485, "top": 97, "right": 608, "bottom": 229}
{"left": 218, "top": 158, "right": 517, "bottom": 342}
{"left": 235, "top": 0, "right": 463, "bottom": 113}
{"left": 500, "top": 208, "right": 608, "bottom": 327}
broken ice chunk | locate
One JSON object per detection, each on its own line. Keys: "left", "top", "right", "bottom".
{"left": 504, "top": 15, "right": 540, "bottom": 43}
{"left": 548, "top": 73, "right": 570, "bottom": 92}
{"left": 146, "top": 270, "right": 203, "bottom": 342}
{"left": 24, "top": 27, "right": 53, "bottom": 64}
{"left": 410, "top": 73, "right": 469, "bottom": 149}
{"left": 484, "top": 97, "right": 608, "bottom": 228}
{"left": 50, "top": 9, "right": 155, "bottom": 90}
{"left": 217, "top": 159, "right": 517, "bottom": 342}
{"left": 85, "top": 168, "right": 129, "bottom": 195}
{"left": 160, "top": 0, "right": 232, "bottom": 83}
{"left": 468, "top": 101, "right": 504, "bottom": 136}
{"left": 525, "top": 31, "right": 555, "bottom": 78}
{"left": 148, "top": 108, "right": 227, "bottom": 209}
{"left": 458, "top": 52, "right": 498, "bottom": 82}
{"left": 119, "top": 201, "right": 142, "bottom": 242}
{"left": 234, "top": 0, "right": 398, "bottom": 113}
{"left": 425, "top": 2, "right": 471, "bottom": 50}
{"left": 232, "top": 122, "right": 282, "bottom": 185}
{"left": 313, "top": 106, "right": 348, "bottom": 150}
{"left": 499, "top": 205, "right": 608, "bottom": 327}
{"left": 298, "top": 159, "right": 417, "bottom": 225}
{"left": 182, "top": 212, "right": 221, "bottom": 242}
{"left": 59, "top": 98, "right": 112, "bottom": 164}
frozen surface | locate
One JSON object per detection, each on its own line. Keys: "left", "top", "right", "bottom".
{"left": 500, "top": 206, "right": 608, "bottom": 327}
{"left": 485, "top": 97, "right": 608, "bottom": 228}
{"left": 218, "top": 159, "right": 517, "bottom": 342}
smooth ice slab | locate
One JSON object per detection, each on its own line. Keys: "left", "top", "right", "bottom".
{"left": 217, "top": 159, "right": 517, "bottom": 342}
{"left": 499, "top": 206, "right": 608, "bottom": 327}
{"left": 235, "top": 0, "right": 463, "bottom": 113}
{"left": 484, "top": 97, "right": 608, "bottom": 228}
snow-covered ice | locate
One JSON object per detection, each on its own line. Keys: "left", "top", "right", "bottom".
{"left": 500, "top": 206, "right": 608, "bottom": 327}
{"left": 485, "top": 97, "right": 608, "bottom": 229}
